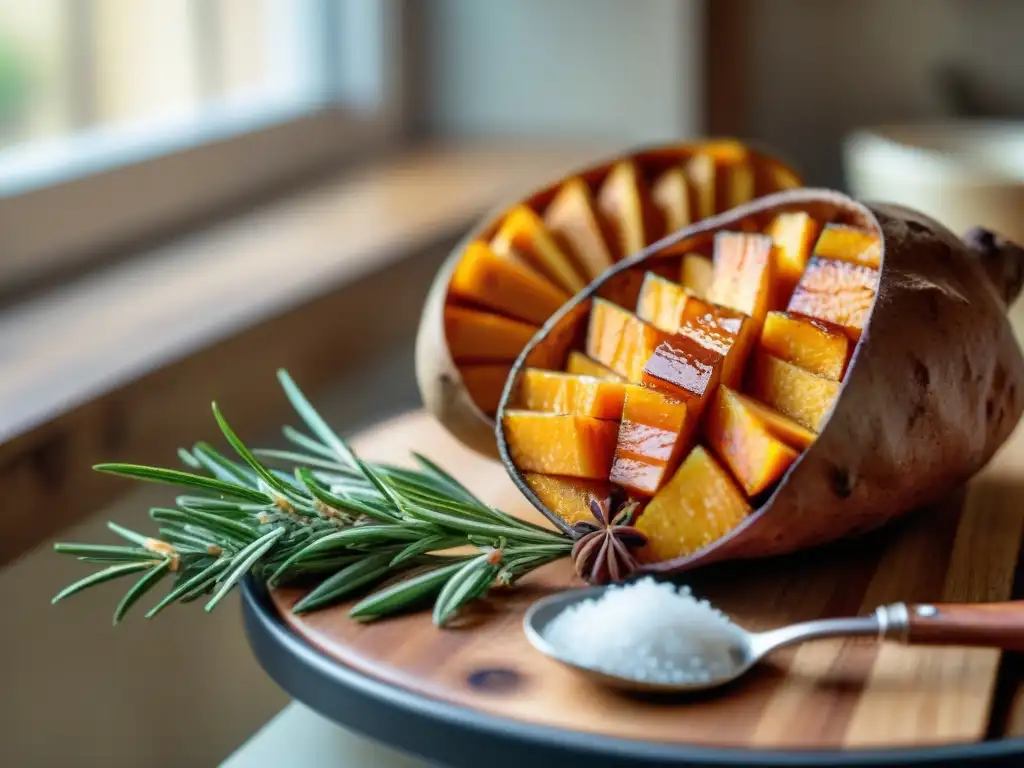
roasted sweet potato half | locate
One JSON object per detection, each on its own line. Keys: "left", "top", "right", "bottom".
{"left": 416, "top": 140, "right": 801, "bottom": 458}
{"left": 495, "top": 189, "right": 1024, "bottom": 576}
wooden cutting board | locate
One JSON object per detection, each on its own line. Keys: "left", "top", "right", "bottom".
{"left": 272, "top": 409, "right": 1024, "bottom": 751}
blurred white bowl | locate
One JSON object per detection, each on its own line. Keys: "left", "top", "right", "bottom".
{"left": 843, "top": 121, "right": 1024, "bottom": 245}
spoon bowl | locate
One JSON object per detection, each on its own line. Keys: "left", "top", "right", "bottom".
{"left": 523, "top": 584, "right": 1024, "bottom": 694}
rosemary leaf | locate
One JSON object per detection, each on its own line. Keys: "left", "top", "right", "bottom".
{"left": 146, "top": 558, "right": 227, "bottom": 618}
{"left": 106, "top": 522, "right": 153, "bottom": 548}
{"left": 192, "top": 442, "right": 258, "bottom": 486}
{"left": 404, "top": 504, "right": 562, "bottom": 545}
{"left": 178, "top": 448, "right": 202, "bottom": 468}
{"left": 277, "top": 370, "right": 359, "bottom": 468}
{"left": 432, "top": 555, "right": 498, "bottom": 627}
{"left": 254, "top": 449, "right": 347, "bottom": 473}
{"left": 389, "top": 534, "right": 468, "bottom": 566}
{"left": 53, "top": 543, "right": 154, "bottom": 561}
{"left": 411, "top": 453, "right": 487, "bottom": 508}
{"left": 94, "top": 464, "right": 271, "bottom": 505}
{"left": 149, "top": 507, "right": 256, "bottom": 543}
{"left": 292, "top": 551, "right": 400, "bottom": 614}
{"left": 113, "top": 559, "right": 172, "bottom": 624}
{"left": 350, "top": 559, "right": 471, "bottom": 621}
{"left": 297, "top": 469, "right": 399, "bottom": 524}
{"left": 281, "top": 425, "right": 338, "bottom": 460}
{"left": 51, "top": 562, "right": 156, "bottom": 604}
{"left": 211, "top": 404, "right": 303, "bottom": 504}
{"left": 205, "top": 527, "right": 287, "bottom": 612}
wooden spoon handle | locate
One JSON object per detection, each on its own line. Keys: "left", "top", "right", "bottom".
{"left": 901, "top": 602, "right": 1024, "bottom": 651}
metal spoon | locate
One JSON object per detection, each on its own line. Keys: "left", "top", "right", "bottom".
{"left": 523, "top": 585, "right": 1024, "bottom": 694}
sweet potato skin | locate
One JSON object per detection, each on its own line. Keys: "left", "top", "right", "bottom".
{"left": 498, "top": 189, "right": 1024, "bottom": 575}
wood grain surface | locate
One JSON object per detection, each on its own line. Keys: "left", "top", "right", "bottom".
{"left": 272, "top": 409, "right": 1024, "bottom": 751}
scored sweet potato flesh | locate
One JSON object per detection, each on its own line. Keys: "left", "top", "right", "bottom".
{"left": 523, "top": 473, "right": 613, "bottom": 527}
{"left": 565, "top": 350, "right": 624, "bottom": 381}
{"left": 586, "top": 298, "right": 672, "bottom": 382}
{"left": 760, "top": 310, "right": 850, "bottom": 381}
{"left": 597, "top": 161, "right": 665, "bottom": 260}
{"left": 748, "top": 349, "right": 840, "bottom": 432}
{"left": 491, "top": 205, "right": 587, "bottom": 294}
{"left": 503, "top": 411, "right": 618, "bottom": 479}
{"left": 459, "top": 364, "right": 512, "bottom": 414}
{"left": 635, "top": 272, "right": 692, "bottom": 334}
{"left": 677, "top": 296, "right": 757, "bottom": 389}
{"left": 707, "top": 232, "right": 775, "bottom": 326}
{"left": 768, "top": 211, "right": 822, "bottom": 307}
{"left": 733, "top": 389, "right": 816, "bottom": 450}
{"left": 635, "top": 445, "right": 751, "bottom": 562}
{"left": 705, "top": 386, "right": 799, "bottom": 497}
{"left": 681, "top": 253, "right": 714, "bottom": 298}
{"left": 515, "top": 369, "right": 627, "bottom": 420}
{"left": 787, "top": 256, "right": 878, "bottom": 341}
{"left": 543, "top": 177, "right": 616, "bottom": 282}
{"left": 610, "top": 386, "right": 690, "bottom": 496}
{"left": 651, "top": 166, "right": 692, "bottom": 233}
{"left": 815, "top": 223, "right": 881, "bottom": 269}
{"left": 448, "top": 240, "right": 569, "bottom": 326}
{"left": 444, "top": 306, "right": 538, "bottom": 362}
{"left": 642, "top": 333, "right": 724, "bottom": 411}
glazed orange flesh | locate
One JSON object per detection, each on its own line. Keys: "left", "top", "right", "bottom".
{"left": 523, "top": 473, "right": 612, "bottom": 527}
{"left": 651, "top": 166, "right": 692, "bottom": 233}
{"left": 635, "top": 272, "right": 692, "bottom": 334}
{"left": 491, "top": 204, "right": 587, "bottom": 295}
{"left": 760, "top": 310, "right": 850, "bottom": 381}
{"left": 598, "top": 161, "right": 665, "bottom": 260}
{"left": 733, "top": 390, "right": 816, "bottom": 451}
{"left": 677, "top": 296, "right": 757, "bottom": 389}
{"left": 707, "top": 231, "right": 775, "bottom": 326}
{"left": 448, "top": 240, "right": 569, "bottom": 326}
{"left": 503, "top": 411, "right": 618, "bottom": 479}
{"left": 586, "top": 299, "right": 673, "bottom": 382}
{"left": 642, "top": 333, "right": 724, "bottom": 411}
{"left": 684, "top": 153, "right": 716, "bottom": 220}
{"left": 635, "top": 445, "right": 751, "bottom": 561}
{"left": 609, "top": 386, "right": 690, "bottom": 496}
{"left": 444, "top": 306, "right": 538, "bottom": 362}
{"left": 748, "top": 349, "right": 841, "bottom": 432}
{"left": 787, "top": 256, "right": 878, "bottom": 342}
{"left": 543, "top": 177, "right": 616, "bottom": 282}
{"left": 515, "top": 369, "right": 628, "bottom": 420}
{"left": 565, "top": 350, "right": 624, "bottom": 381}
{"left": 767, "top": 211, "right": 822, "bottom": 306}
{"left": 814, "top": 223, "right": 882, "bottom": 269}
{"left": 705, "top": 386, "right": 799, "bottom": 497}
{"left": 681, "top": 253, "right": 713, "bottom": 298}
{"left": 459, "top": 364, "right": 512, "bottom": 414}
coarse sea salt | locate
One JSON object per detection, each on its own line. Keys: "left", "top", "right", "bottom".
{"left": 540, "top": 578, "right": 744, "bottom": 685}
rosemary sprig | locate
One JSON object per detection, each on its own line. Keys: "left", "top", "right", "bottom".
{"left": 52, "top": 370, "right": 572, "bottom": 626}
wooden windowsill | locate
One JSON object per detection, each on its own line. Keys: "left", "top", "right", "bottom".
{"left": 0, "top": 139, "right": 616, "bottom": 567}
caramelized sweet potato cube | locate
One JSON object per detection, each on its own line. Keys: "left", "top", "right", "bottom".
{"left": 596, "top": 261, "right": 678, "bottom": 309}
{"left": 642, "top": 334, "right": 723, "bottom": 412}
{"left": 748, "top": 350, "right": 840, "bottom": 432}
{"left": 767, "top": 211, "right": 822, "bottom": 306}
{"left": 503, "top": 411, "right": 618, "bottom": 479}
{"left": 586, "top": 298, "right": 672, "bottom": 382}
{"left": 729, "top": 390, "right": 815, "bottom": 450}
{"left": 706, "top": 386, "right": 799, "bottom": 497}
{"left": 565, "top": 351, "right": 623, "bottom": 381}
{"left": 609, "top": 386, "right": 690, "bottom": 496}
{"left": 459, "top": 364, "right": 512, "bottom": 414}
{"left": 787, "top": 256, "right": 878, "bottom": 341}
{"left": 651, "top": 166, "right": 692, "bottom": 233}
{"left": 449, "top": 241, "right": 569, "bottom": 326}
{"left": 815, "top": 224, "right": 881, "bottom": 269}
{"left": 544, "top": 177, "right": 616, "bottom": 281}
{"left": 491, "top": 205, "right": 587, "bottom": 294}
{"left": 635, "top": 272, "right": 692, "bottom": 334}
{"left": 684, "top": 153, "right": 716, "bottom": 220}
{"left": 677, "top": 296, "right": 757, "bottom": 389}
{"left": 444, "top": 306, "right": 538, "bottom": 362}
{"left": 760, "top": 311, "right": 850, "bottom": 381}
{"left": 707, "top": 231, "right": 775, "bottom": 326}
{"left": 636, "top": 445, "right": 751, "bottom": 561}
{"left": 681, "top": 253, "right": 714, "bottom": 298}
{"left": 516, "top": 369, "right": 627, "bottom": 420}
{"left": 523, "top": 473, "right": 613, "bottom": 527}
{"left": 597, "top": 161, "right": 665, "bottom": 259}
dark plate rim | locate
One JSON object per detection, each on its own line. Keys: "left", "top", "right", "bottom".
{"left": 241, "top": 579, "right": 1024, "bottom": 768}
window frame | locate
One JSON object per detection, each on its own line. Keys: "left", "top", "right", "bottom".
{"left": 0, "top": 0, "right": 408, "bottom": 291}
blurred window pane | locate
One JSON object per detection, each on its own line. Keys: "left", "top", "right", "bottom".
{"left": 0, "top": 0, "right": 329, "bottom": 182}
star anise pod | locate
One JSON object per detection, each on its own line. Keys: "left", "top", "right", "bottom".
{"left": 571, "top": 489, "right": 648, "bottom": 585}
